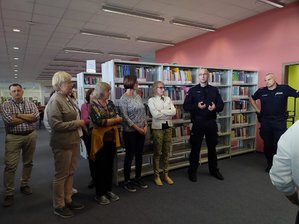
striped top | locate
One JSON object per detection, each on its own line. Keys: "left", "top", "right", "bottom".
{"left": 119, "top": 93, "right": 146, "bottom": 132}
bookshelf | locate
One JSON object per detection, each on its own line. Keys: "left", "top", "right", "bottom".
{"left": 231, "top": 70, "right": 258, "bottom": 155}
{"left": 76, "top": 72, "right": 102, "bottom": 108}
{"left": 101, "top": 59, "right": 258, "bottom": 183}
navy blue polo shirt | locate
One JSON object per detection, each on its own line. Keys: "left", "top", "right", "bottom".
{"left": 251, "top": 84, "right": 299, "bottom": 117}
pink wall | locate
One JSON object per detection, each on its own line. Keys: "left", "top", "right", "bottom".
{"left": 156, "top": 2, "right": 299, "bottom": 151}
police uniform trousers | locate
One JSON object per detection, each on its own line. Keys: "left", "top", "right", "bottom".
{"left": 189, "top": 118, "right": 219, "bottom": 173}
{"left": 259, "top": 117, "right": 287, "bottom": 167}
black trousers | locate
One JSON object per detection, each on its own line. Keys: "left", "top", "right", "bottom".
{"left": 189, "top": 118, "right": 219, "bottom": 173}
{"left": 123, "top": 131, "right": 145, "bottom": 181}
{"left": 94, "top": 141, "right": 116, "bottom": 196}
{"left": 259, "top": 118, "right": 287, "bottom": 167}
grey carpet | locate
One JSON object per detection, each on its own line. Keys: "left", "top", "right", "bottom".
{"left": 0, "top": 127, "right": 297, "bottom": 224}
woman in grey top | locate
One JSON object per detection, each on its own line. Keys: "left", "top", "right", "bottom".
{"left": 119, "top": 75, "right": 148, "bottom": 192}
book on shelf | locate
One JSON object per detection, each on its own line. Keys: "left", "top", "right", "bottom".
{"left": 232, "top": 113, "right": 248, "bottom": 125}
{"left": 163, "top": 67, "right": 192, "bottom": 84}
{"left": 232, "top": 86, "right": 249, "bottom": 97}
{"left": 231, "top": 127, "right": 247, "bottom": 138}
{"left": 84, "top": 76, "right": 101, "bottom": 85}
{"left": 114, "top": 64, "right": 158, "bottom": 82}
{"left": 164, "top": 86, "right": 188, "bottom": 101}
{"left": 232, "top": 71, "right": 246, "bottom": 84}
{"left": 209, "top": 71, "right": 222, "bottom": 85}
{"left": 232, "top": 100, "right": 248, "bottom": 111}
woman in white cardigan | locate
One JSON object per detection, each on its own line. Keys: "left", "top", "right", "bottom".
{"left": 148, "top": 81, "right": 176, "bottom": 186}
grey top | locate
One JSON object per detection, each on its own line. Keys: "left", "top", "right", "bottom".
{"left": 119, "top": 93, "right": 146, "bottom": 132}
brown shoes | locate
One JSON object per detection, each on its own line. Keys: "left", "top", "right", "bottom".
{"left": 154, "top": 175, "right": 163, "bottom": 186}
{"left": 154, "top": 174, "right": 174, "bottom": 186}
{"left": 3, "top": 195, "right": 14, "bottom": 207}
{"left": 20, "top": 186, "right": 32, "bottom": 195}
{"left": 163, "top": 175, "right": 174, "bottom": 185}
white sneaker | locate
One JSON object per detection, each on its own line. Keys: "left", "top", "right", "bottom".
{"left": 72, "top": 188, "right": 78, "bottom": 195}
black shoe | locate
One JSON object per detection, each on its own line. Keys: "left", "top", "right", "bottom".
{"left": 133, "top": 178, "right": 148, "bottom": 189}
{"left": 3, "top": 195, "right": 14, "bottom": 207}
{"left": 188, "top": 170, "right": 197, "bottom": 182}
{"left": 210, "top": 171, "right": 224, "bottom": 180}
{"left": 123, "top": 181, "right": 137, "bottom": 193}
{"left": 66, "top": 201, "right": 84, "bottom": 210}
{"left": 54, "top": 207, "right": 74, "bottom": 218}
{"left": 20, "top": 186, "right": 32, "bottom": 195}
{"left": 265, "top": 165, "right": 271, "bottom": 173}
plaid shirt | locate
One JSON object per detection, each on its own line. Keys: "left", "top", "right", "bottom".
{"left": 1, "top": 98, "right": 39, "bottom": 134}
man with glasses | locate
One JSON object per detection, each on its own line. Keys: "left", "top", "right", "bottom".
{"left": 183, "top": 68, "right": 224, "bottom": 182}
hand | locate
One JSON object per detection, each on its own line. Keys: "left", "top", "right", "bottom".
{"left": 256, "top": 112, "right": 262, "bottom": 123}
{"left": 77, "top": 120, "right": 86, "bottom": 127}
{"left": 115, "top": 116, "right": 123, "bottom": 124}
{"left": 137, "top": 126, "right": 146, "bottom": 135}
{"left": 198, "top": 101, "right": 206, "bottom": 109}
{"left": 286, "top": 191, "right": 299, "bottom": 206}
{"left": 208, "top": 102, "right": 216, "bottom": 111}
{"left": 143, "top": 125, "right": 148, "bottom": 135}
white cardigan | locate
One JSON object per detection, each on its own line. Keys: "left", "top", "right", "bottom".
{"left": 148, "top": 95, "right": 176, "bottom": 129}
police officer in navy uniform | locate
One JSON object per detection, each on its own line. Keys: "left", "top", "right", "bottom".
{"left": 183, "top": 68, "right": 224, "bottom": 182}
{"left": 249, "top": 73, "right": 299, "bottom": 173}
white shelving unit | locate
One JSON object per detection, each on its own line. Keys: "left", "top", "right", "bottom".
{"left": 76, "top": 72, "right": 102, "bottom": 108}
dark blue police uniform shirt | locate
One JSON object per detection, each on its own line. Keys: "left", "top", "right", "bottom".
{"left": 183, "top": 84, "right": 224, "bottom": 120}
{"left": 251, "top": 84, "right": 299, "bottom": 117}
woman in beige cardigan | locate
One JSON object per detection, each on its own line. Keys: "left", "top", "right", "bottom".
{"left": 47, "top": 71, "right": 86, "bottom": 218}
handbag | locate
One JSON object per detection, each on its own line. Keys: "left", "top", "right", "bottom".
{"left": 80, "top": 138, "right": 88, "bottom": 159}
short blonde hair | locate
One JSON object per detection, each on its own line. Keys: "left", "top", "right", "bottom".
{"left": 93, "top": 82, "right": 111, "bottom": 99}
{"left": 52, "top": 71, "right": 72, "bottom": 91}
{"left": 152, "top": 81, "right": 165, "bottom": 96}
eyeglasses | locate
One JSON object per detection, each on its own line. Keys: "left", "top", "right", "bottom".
{"left": 157, "top": 87, "right": 165, "bottom": 89}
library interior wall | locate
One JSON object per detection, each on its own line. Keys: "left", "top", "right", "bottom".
{"left": 156, "top": 2, "right": 299, "bottom": 151}
{"left": 287, "top": 65, "right": 299, "bottom": 123}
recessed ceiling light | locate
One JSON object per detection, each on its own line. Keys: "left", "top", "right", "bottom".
{"left": 13, "top": 47, "right": 19, "bottom": 50}
{"left": 14, "top": 57, "right": 19, "bottom": 60}
{"left": 14, "top": 65, "right": 18, "bottom": 67}
{"left": 14, "top": 76, "right": 18, "bottom": 78}
{"left": 14, "top": 69, "right": 18, "bottom": 72}
{"left": 13, "top": 29, "right": 21, "bottom": 32}
{"left": 14, "top": 73, "right": 18, "bottom": 76}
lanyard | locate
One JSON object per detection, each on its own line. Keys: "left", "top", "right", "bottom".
{"left": 12, "top": 100, "right": 26, "bottom": 114}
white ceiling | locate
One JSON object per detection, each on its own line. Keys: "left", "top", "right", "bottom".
{"left": 0, "top": 0, "right": 297, "bottom": 83}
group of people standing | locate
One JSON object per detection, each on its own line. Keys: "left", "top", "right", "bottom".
{"left": 2, "top": 69, "right": 298, "bottom": 220}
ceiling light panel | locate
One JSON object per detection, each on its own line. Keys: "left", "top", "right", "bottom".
{"left": 136, "top": 37, "right": 175, "bottom": 46}
{"left": 257, "top": 0, "right": 285, "bottom": 8}
{"left": 108, "top": 52, "right": 141, "bottom": 58}
{"left": 170, "top": 19, "right": 216, "bottom": 32}
{"left": 80, "top": 29, "right": 130, "bottom": 40}
{"left": 64, "top": 48, "right": 103, "bottom": 55}
{"left": 102, "top": 4, "right": 164, "bottom": 22}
